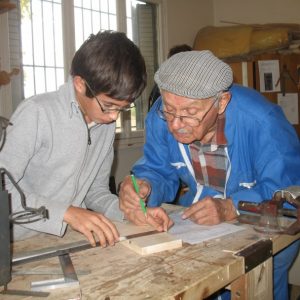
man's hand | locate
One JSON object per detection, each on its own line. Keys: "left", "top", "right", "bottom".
{"left": 182, "top": 197, "right": 237, "bottom": 225}
{"left": 124, "top": 207, "right": 174, "bottom": 232}
{"left": 63, "top": 206, "right": 119, "bottom": 247}
{"left": 119, "top": 175, "right": 151, "bottom": 211}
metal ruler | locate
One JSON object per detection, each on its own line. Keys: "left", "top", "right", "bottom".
{"left": 11, "top": 230, "right": 159, "bottom": 292}
{"left": 12, "top": 230, "right": 159, "bottom": 266}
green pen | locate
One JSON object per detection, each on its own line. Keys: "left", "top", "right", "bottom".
{"left": 130, "top": 174, "right": 147, "bottom": 218}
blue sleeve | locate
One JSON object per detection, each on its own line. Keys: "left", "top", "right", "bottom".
{"left": 229, "top": 102, "right": 300, "bottom": 210}
{"left": 132, "top": 99, "right": 181, "bottom": 206}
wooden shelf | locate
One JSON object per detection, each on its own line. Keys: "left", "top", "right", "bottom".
{"left": 0, "top": 1, "right": 16, "bottom": 14}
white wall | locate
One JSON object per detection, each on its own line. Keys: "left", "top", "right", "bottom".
{"left": 213, "top": 0, "right": 300, "bottom": 25}
{"left": 165, "top": 0, "right": 213, "bottom": 53}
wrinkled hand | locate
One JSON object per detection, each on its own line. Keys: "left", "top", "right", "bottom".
{"left": 124, "top": 207, "right": 174, "bottom": 232}
{"left": 119, "top": 175, "right": 151, "bottom": 211}
{"left": 182, "top": 197, "right": 237, "bottom": 225}
{"left": 64, "top": 206, "right": 119, "bottom": 247}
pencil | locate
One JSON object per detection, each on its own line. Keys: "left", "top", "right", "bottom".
{"left": 130, "top": 174, "right": 147, "bottom": 217}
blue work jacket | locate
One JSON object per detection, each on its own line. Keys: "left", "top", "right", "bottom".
{"left": 133, "top": 84, "right": 300, "bottom": 208}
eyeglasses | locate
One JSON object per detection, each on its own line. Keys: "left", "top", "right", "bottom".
{"left": 157, "top": 95, "right": 220, "bottom": 127}
{"left": 84, "top": 80, "right": 136, "bottom": 113}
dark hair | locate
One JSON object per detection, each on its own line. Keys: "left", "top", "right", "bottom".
{"left": 167, "top": 44, "right": 192, "bottom": 58}
{"left": 70, "top": 30, "right": 147, "bottom": 102}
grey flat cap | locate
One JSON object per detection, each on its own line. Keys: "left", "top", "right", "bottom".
{"left": 154, "top": 50, "right": 233, "bottom": 99}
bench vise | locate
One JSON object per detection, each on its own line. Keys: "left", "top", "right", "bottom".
{"left": 238, "top": 186, "right": 300, "bottom": 235}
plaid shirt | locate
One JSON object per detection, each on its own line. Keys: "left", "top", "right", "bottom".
{"left": 189, "top": 115, "right": 228, "bottom": 193}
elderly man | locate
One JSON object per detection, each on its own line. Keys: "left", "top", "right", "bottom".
{"left": 119, "top": 50, "right": 300, "bottom": 300}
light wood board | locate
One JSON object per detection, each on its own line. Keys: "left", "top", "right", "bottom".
{"left": 121, "top": 231, "right": 182, "bottom": 255}
{"left": 115, "top": 220, "right": 182, "bottom": 255}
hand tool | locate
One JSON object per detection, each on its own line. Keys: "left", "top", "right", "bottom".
{"left": 238, "top": 186, "right": 300, "bottom": 235}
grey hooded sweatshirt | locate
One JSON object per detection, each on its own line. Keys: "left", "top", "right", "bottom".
{"left": 0, "top": 78, "right": 123, "bottom": 240}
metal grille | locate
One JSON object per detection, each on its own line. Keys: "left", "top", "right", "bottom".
{"left": 21, "top": 0, "right": 64, "bottom": 98}
{"left": 74, "top": 0, "right": 117, "bottom": 50}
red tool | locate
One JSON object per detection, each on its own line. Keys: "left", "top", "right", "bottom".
{"left": 238, "top": 186, "right": 300, "bottom": 235}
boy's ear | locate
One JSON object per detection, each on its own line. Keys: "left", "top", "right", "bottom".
{"left": 73, "top": 76, "right": 86, "bottom": 96}
{"left": 218, "top": 91, "right": 231, "bottom": 115}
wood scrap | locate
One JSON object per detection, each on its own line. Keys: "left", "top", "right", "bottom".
{"left": 0, "top": 68, "right": 20, "bottom": 86}
{"left": 114, "top": 220, "right": 182, "bottom": 255}
{"left": 121, "top": 232, "right": 182, "bottom": 255}
{"left": 0, "top": 0, "right": 16, "bottom": 14}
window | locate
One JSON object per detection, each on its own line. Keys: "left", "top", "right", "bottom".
{"left": 21, "top": 0, "right": 64, "bottom": 97}
{"left": 124, "top": 0, "right": 158, "bottom": 138}
{"left": 19, "top": 0, "right": 160, "bottom": 140}
{"left": 73, "top": 0, "right": 117, "bottom": 50}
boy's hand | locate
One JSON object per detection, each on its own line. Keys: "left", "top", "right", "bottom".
{"left": 64, "top": 206, "right": 120, "bottom": 247}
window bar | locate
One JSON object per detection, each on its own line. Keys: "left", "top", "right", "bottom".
{"left": 99, "top": 0, "right": 103, "bottom": 31}
{"left": 29, "top": 0, "right": 36, "bottom": 95}
{"left": 80, "top": 0, "right": 84, "bottom": 43}
{"left": 41, "top": 0, "right": 47, "bottom": 92}
{"left": 51, "top": 1, "right": 58, "bottom": 90}
{"left": 107, "top": 0, "right": 110, "bottom": 28}
{"left": 89, "top": 0, "right": 93, "bottom": 35}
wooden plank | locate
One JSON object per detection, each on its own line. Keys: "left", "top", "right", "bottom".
{"left": 253, "top": 52, "right": 300, "bottom": 137}
{"left": 116, "top": 220, "right": 182, "bottom": 255}
{"left": 121, "top": 232, "right": 182, "bottom": 255}
{"left": 231, "top": 257, "right": 273, "bottom": 300}
{"left": 271, "top": 231, "right": 300, "bottom": 254}
{"left": 229, "top": 61, "right": 254, "bottom": 88}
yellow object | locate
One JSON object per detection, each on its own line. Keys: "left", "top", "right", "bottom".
{"left": 194, "top": 25, "right": 291, "bottom": 59}
{"left": 250, "top": 27, "right": 290, "bottom": 52}
{"left": 194, "top": 26, "right": 253, "bottom": 58}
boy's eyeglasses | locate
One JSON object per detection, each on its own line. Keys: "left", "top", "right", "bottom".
{"left": 84, "top": 80, "right": 135, "bottom": 113}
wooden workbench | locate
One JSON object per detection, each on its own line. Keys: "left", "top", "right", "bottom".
{"left": 1, "top": 206, "right": 300, "bottom": 300}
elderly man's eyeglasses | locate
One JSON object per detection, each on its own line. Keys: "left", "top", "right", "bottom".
{"left": 157, "top": 95, "right": 220, "bottom": 127}
{"left": 84, "top": 80, "right": 135, "bottom": 113}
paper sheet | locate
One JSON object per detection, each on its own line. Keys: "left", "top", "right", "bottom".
{"left": 277, "top": 93, "right": 299, "bottom": 125}
{"left": 169, "top": 211, "right": 245, "bottom": 245}
{"left": 258, "top": 60, "right": 281, "bottom": 92}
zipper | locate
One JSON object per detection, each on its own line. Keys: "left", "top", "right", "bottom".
{"left": 71, "top": 122, "right": 91, "bottom": 202}
{"left": 77, "top": 106, "right": 92, "bottom": 145}
{"left": 87, "top": 128, "right": 91, "bottom": 145}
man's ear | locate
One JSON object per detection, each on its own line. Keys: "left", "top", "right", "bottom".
{"left": 73, "top": 76, "right": 86, "bottom": 96}
{"left": 218, "top": 91, "right": 231, "bottom": 115}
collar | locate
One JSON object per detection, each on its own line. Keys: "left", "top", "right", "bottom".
{"left": 194, "top": 114, "right": 227, "bottom": 149}
{"left": 64, "top": 76, "right": 81, "bottom": 119}
{"left": 212, "top": 113, "right": 227, "bottom": 146}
